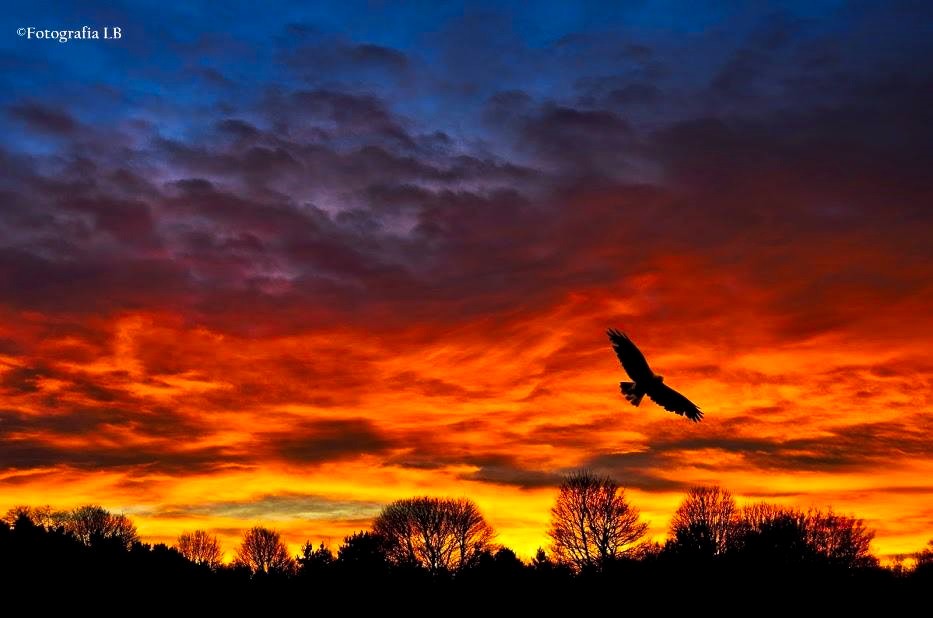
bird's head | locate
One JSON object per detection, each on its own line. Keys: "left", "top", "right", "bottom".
{"left": 656, "top": 375, "right": 664, "bottom": 383}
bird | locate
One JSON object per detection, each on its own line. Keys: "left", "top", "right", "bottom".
{"left": 606, "top": 329, "right": 703, "bottom": 422}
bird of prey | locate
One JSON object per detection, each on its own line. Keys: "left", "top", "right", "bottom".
{"left": 607, "top": 329, "right": 703, "bottom": 422}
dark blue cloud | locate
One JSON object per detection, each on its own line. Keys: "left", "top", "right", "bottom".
{"left": 3, "top": 1, "right": 929, "bottom": 142}
{"left": 0, "top": 0, "right": 930, "bottom": 338}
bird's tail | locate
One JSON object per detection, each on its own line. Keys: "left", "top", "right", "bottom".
{"left": 620, "top": 382, "right": 645, "bottom": 407}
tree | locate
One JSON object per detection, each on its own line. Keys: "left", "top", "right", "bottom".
{"left": 735, "top": 503, "right": 812, "bottom": 564}
{"left": 467, "top": 547, "right": 527, "bottom": 579}
{"left": 915, "top": 539, "right": 933, "bottom": 575}
{"left": 741, "top": 501, "right": 791, "bottom": 531}
{"left": 372, "top": 497, "right": 494, "bottom": 573}
{"left": 631, "top": 540, "right": 663, "bottom": 560}
{"left": 65, "top": 505, "right": 139, "bottom": 550}
{"left": 804, "top": 508, "right": 876, "bottom": 569}
{"left": 489, "top": 547, "right": 525, "bottom": 574}
{"left": 176, "top": 530, "right": 223, "bottom": 569}
{"left": 669, "top": 486, "right": 737, "bottom": 557}
{"left": 917, "top": 540, "right": 933, "bottom": 565}
{"left": 530, "top": 548, "right": 553, "bottom": 571}
{"left": 447, "top": 498, "right": 495, "bottom": 570}
{"left": 547, "top": 470, "right": 648, "bottom": 571}
{"left": 297, "top": 541, "right": 334, "bottom": 576}
{"left": 2, "top": 505, "right": 57, "bottom": 529}
{"left": 233, "top": 526, "right": 294, "bottom": 575}
{"left": 337, "top": 531, "right": 390, "bottom": 575}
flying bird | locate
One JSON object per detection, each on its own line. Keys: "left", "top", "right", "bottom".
{"left": 607, "top": 329, "right": 703, "bottom": 422}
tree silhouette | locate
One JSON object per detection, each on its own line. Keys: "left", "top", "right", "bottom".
{"left": 631, "top": 540, "right": 663, "bottom": 560}
{"left": 2, "top": 505, "right": 59, "bottom": 529}
{"left": 372, "top": 497, "right": 494, "bottom": 573}
{"left": 804, "top": 508, "right": 877, "bottom": 569}
{"left": 176, "top": 530, "right": 223, "bottom": 569}
{"left": 448, "top": 498, "right": 496, "bottom": 570}
{"left": 234, "top": 526, "right": 294, "bottom": 575}
{"left": 297, "top": 541, "right": 334, "bottom": 576}
{"left": 530, "top": 547, "right": 552, "bottom": 571}
{"left": 734, "top": 503, "right": 812, "bottom": 564}
{"left": 467, "top": 546, "right": 527, "bottom": 580}
{"left": 915, "top": 539, "right": 933, "bottom": 576}
{"left": 336, "top": 531, "right": 390, "bottom": 575}
{"left": 741, "top": 501, "right": 791, "bottom": 531}
{"left": 669, "top": 486, "right": 737, "bottom": 557}
{"left": 548, "top": 470, "right": 648, "bottom": 571}
{"left": 0, "top": 493, "right": 906, "bottom": 602}
{"left": 66, "top": 505, "right": 138, "bottom": 550}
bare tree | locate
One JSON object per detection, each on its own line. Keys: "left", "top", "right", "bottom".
{"left": 805, "top": 508, "right": 876, "bottom": 569}
{"left": 65, "top": 505, "right": 139, "bottom": 550}
{"left": 234, "top": 526, "right": 294, "bottom": 575}
{"left": 670, "top": 486, "right": 737, "bottom": 556}
{"left": 548, "top": 470, "right": 648, "bottom": 571}
{"left": 447, "top": 498, "right": 495, "bottom": 570}
{"left": 916, "top": 539, "right": 933, "bottom": 570}
{"left": 2, "top": 505, "right": 57, "bottom": 529}
{"left": 176, "top": 530, "right": 223, "bottom": 569}
{"left": 741, "top": 501, "right": 790, "bottom": 531}
{"left": 372, "top": 497, "right": 494, "bottom": 573}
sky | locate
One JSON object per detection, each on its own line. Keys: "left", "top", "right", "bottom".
{"left": 0, "top": 1, "right": 931, "bottom": 562}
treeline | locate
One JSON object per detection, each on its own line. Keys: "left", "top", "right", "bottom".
{"left": 1, "top": 472, "right": 931, "bottom": 605}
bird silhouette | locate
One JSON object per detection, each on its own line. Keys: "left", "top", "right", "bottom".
{"left": 607, "top": 329, "right": 703, "bottom": 422}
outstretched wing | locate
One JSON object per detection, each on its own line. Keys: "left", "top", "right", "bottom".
{"left": 646, "top": 382, "right": 703, "bottom": 422}
{"left": 607, "top": 329, "right": 654, "bottom": 382}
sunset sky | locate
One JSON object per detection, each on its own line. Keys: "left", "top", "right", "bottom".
{"left": 1, "top": 1, "right": 931, "bottom": 562}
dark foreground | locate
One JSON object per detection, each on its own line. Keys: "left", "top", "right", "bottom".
{"left": 1, "top": 519, "right": 929, "bottom": 612}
